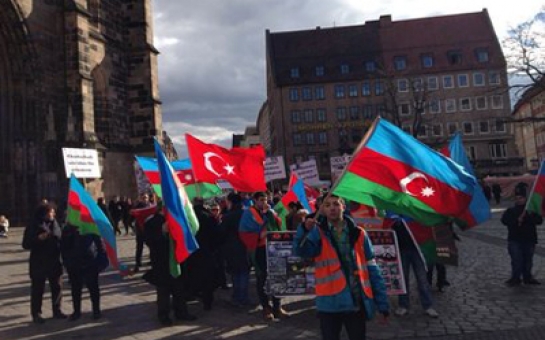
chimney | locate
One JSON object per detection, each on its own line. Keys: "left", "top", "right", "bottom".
{"left": 379, "top": 15, "right": 392, "bottom": 27}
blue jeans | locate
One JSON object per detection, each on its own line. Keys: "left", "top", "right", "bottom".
{"left": 398, "top": 247, "right": 433, "bottom": 310}
{"left": 508, "top": 241, "right": 536, "bottom": 281}
{"left": 231, "top": 271, "right": 250, "bottom": 304}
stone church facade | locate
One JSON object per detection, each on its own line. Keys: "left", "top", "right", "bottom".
{"left": 0, "top": 0, "right": 162, "bottom": 225}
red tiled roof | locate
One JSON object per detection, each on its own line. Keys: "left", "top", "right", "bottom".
{"left": 267, "top": 9, "right": 505, "bottom": 85}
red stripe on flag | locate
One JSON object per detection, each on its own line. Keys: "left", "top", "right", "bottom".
{"left": 348, "top": 148, "right": 472, "bottom": 216}
{"left": 68, "top": 191, "right": 94, "bottom": 223}
{"left": 281, "top": 191, "right": 299, "bottom": 207}
{"left": 165, "top": 211, "right": 190, "bottom": 263}
{"left": 535, "top": 175, "right": 545, "bottom": 194}
{"left": 145, "top": 171, "right": 160, "bottom": 184}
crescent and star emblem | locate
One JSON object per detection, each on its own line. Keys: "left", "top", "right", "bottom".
{"left": 399, "top": 172, "right": 435, "bottom": 197}
{"left": 203, "top": 152, "right": 235, "bottom": 177}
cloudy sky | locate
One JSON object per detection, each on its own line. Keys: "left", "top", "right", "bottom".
{"left": 153, "top": 0, "right": 543, "bottom": 158}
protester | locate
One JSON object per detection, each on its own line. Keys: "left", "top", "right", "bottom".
{"left": 108, "top": 196, "right": 123, "bottom": 235}
{"left": 239, "top": 191, "right": 286, "bottom": 321}
{"left": 220, "top": 193, "right": 252, "bottom": 306}
{"left": 61, "top": 224, "right": 108, "bottom": 321}
{"left": 143, "top": 203, "right": 196, "bottom": 326}
{"left": 501, "top": 184, "right": 543, "bottom": 286}
{"left": 133, "top": 193, "right": 152, "bottom": 273}
{"left": 392, "top": 218, "right": 439, "bottom": 318}
{"left": 122, "top": 197, "right": 134, "bottom": 235}
{"left": 97, "top": 197, "right": 114, "bottom": 226}
{"left": 492, "top": 183, "right": 502, "bottom": 205}
{"left": 22, "top": 203, "right": 66, "bottom": 324}
{"left": 189, "top": 197, "right": 221, "bottom": 310}
{"left": 293, "top": 195, "right": 389, "bottom": 340}
{"left": 0, "top": 215, "right": 9, "bottom": 238}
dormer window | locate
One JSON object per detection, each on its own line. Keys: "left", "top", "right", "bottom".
{"left": 447, "top": 50, "right": 463, "bottom": 65}
{"left": 290, "top": 67, "right": 300, "bottom": 78}
{"left": 365, "top": 61, "right": 376, "bottom": 72}
{"left": 340, "top": 64, "right": 350, "bottom": 74}
{"left": 394, "top": 56, "right": 407, "bottom": 71}
{"left": 475, "top": 49, "right": 489, "bottom": 63}
{"left": 421, "top": 54, "right": 434, "bottom": 68}
{"left": 315, "top": 66, "right": 324, "bottom": 76}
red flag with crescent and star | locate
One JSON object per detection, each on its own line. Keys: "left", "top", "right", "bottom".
{"left": 185, "top": 134, "right": 267, "bottom": 192}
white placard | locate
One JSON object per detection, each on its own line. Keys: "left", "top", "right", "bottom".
{"left": 289, "top": 159, "right": 320, "bottom": 185}
{"left": 62, "top": 148, "right": 101, "bottom": 179}
{"left": 330, "top": 155, "right": 351, "bottom": 182}
{"left": 264, "top": 156, "right": 286, "bottom": 182}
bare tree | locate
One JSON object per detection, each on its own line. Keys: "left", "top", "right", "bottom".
{"left": 502, "top": 7, "right": 545, "bottom": 98}
{"left": 378, "top": 68, "right": 437, "bottom": 140}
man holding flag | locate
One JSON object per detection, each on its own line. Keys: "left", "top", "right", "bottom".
{"left": 501, "top": 184, "right": 543, "bottom": 286}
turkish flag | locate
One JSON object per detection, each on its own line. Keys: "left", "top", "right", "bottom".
{"left": 185, "top": 134, "right": 267, "bottom": 192}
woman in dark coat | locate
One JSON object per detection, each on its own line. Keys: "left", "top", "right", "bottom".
{"left": 22, "top": 204, "right": 66, "bottom": 324}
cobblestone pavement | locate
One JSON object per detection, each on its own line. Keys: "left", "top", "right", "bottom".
{"left": 1, "top": 201, "right": 545, "bottom": 340}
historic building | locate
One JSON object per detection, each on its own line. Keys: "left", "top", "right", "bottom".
{"left": 264, "top": 9, "right": 522, "bottom": 180}
{"left": 0, "top": 0, "right": 162, "bottom": 224}
{"left": 512, "top": 80, "right": 545, "bottom": 173}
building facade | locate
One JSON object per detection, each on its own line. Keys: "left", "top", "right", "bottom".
{"left": 265, "top": 10, "right": 522, "bottom": 180}
{"left": 0, "top": 0, "right": 162, "bottom": 224}
{"left": 512, "top": 80, "right": 545, "bottom": 173}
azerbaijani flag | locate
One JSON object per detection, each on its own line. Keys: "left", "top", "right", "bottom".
{"left": 154, "top": 139, "right": 199, "bottom": 264}
{"left": 135, "top": 156, "right": 222, "bottom": 200}
{"left": 274, "top": 173, "right": 313, "bottom": 229}
{"left": 332, "top": 118, "right": 476, "bottom": 226}
{"left": 527, "top": 160, "right": 545, "bottom": 216}
{"left": 441, "top": 133, "right": 491, "bottom": 229}
{"left": 67, "top": 175, "right": 129, "bottom": 276}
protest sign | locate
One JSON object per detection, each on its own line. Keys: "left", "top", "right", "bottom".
{"left": 62, "top": 148, "right": 101, "bottom": 178}
{"left": 265, "top": 231, "right": 315, "bottom": 296}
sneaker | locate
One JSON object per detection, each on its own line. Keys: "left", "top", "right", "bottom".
{"left": 273, "top": 307, "right": 290, "bottom": 319}
{"left": 68, "top": 313, "right": 81, "bottom": 321}
{"left": 425, "top": 308, "right": 439, "bottom": 318}
{"left": 524, "top": 278, "right": 541, "bottom": 285}
{"left": 262, "top": 306, "right": 275, "bottom": 321}
{"left": 159, "top": 317, "right": 173, "bottom": 327}
{"left": 176, "top": 313, "right": 197, "bottom": 321}
{"left": 32, "top": 315, "right": 46, "bottom": 324}
{"left": 53, "top": 312, "right": 68, "bottom": 319}
{"left": 394, "top": 307, "right": 408, "bottom": 316}
{"left": 505, "top": 278, "right": 521, "bottom": 287}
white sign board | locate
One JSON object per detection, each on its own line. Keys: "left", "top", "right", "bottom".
{"left": 289, "top": 159, "right": 320, "bottom": 185}
{"left": 330, "top": 155, "right": 351, "bottom": 183}
{"left": 62, "top": 148, "right": 101, "bottom": 179}
{"left": 264, "top": 156, "right": 287, "bottom": 182}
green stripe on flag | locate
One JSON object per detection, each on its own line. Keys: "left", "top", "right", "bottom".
{"left": 67, "top": 208, "right": 100, "bottom": 235}
{"left": 169, "top": 237, "right": 181, "bottom": 278}
{"left": 185, "top": 183, "right": 223, "bottom": 201}
{"left": 274, "top": 203, "right": 289, "bottom": 230}
{"left": 333, "top": 172, "right": 449, "bottom": 226}
{"left": 527, "top": 193, "right": 543, "bottom": 216}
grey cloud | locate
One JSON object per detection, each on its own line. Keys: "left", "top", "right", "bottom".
{"left": 153, "top": 0, "right": 365, "bottom": 145}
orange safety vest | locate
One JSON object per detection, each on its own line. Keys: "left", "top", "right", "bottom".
{"left": 315, "top": 226, "right": 374, "bottom": 299}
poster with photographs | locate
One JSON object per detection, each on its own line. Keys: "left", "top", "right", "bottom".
{"left": 265, "top": 231, "right": 315, "bottom": 296}
{"left": 367, "top": 229, "right": 406, "bottom": 296}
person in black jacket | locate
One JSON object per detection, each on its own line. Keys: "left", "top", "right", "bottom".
{"left": 22, "top": 203, "right": 67, "bottom": 324}
{"left": 188, "top": 198, "right": 220, "bottom": 311}
{"left": 501, "top": 185, "right": 543, "bottom": 286}
{"left": 143, "top": 204, "right": 196, "bottom": 326}
{"left": 61, "top": 224, "right": 108, "bottom": 321}
{"left": 220, "top": 193, "right": 252, "bottom": 306}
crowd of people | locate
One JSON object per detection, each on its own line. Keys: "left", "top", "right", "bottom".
{"left": 16, "top": 181, "right": 542, "bottom": 340}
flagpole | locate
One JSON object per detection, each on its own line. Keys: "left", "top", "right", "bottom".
{"left": 312, "top": 117, "right": 381, "bottom": 218}
{"left": 525, "top": 160, "right": 544, "bottom": 212}
{"left": 329, "top": 116, "right": 381, "bottom": 193}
